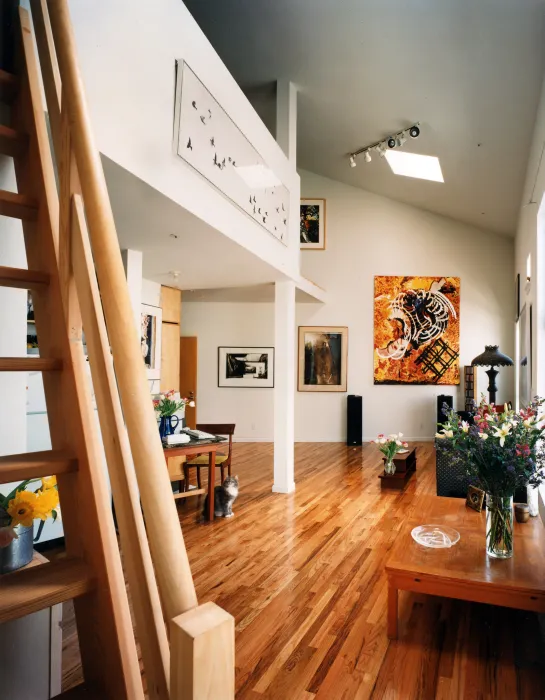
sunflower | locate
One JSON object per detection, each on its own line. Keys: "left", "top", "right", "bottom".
{"left": 7, "top": 490, "right": 38, "bottom": 528}
{"left": 34, "top": 487, "right": 60, "bottom": 520}
{"left": 41, "top": 475, "right": 57, "bottom": 490}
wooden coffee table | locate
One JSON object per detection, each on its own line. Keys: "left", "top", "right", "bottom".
{"left": 385, "top": 495, "right": 545, "bottom": 639}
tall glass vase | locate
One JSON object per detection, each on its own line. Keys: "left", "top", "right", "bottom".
{"left": 486, "top": 494, "right": 513, "bottom": 559}
{"left": 384, "top": 459, "right": 396, "bottom": 475}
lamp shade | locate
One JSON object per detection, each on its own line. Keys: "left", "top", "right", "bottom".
{"left": 471, "top": 345, "right": 513, "bottom": 368}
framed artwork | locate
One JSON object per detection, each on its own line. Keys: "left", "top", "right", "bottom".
{"left": 300, "top": 198, "right": 326, "bottom": 250}
{"left": 518, "top": 304, "right": 532, "bottom": 407}
{"left": 515, "top": 273, "right": 520, "bottom": 321}
{"left": 374, "top": 276, "right": 460, "bottom": 385}
{"left": 218, "top": 347, "right": 274, "bottom": 388}
{"left": 298, "top": 326, "right": 348, "bottom": 392}
{"left": 141, "top": 304, "right": 162, "bottom": 380}
{"left": 466, "top": 485, "right": 485, "bottom": 512}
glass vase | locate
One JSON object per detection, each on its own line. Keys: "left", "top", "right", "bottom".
{"left": 384, "top": 459, "right": 396, "bottom": 475}
{"left": 486, "top": 494, "right": 513, "bottom": 559}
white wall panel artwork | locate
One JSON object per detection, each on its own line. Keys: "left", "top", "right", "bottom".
{"left": 175, "top": 61, "right": 289, "bottom": 245}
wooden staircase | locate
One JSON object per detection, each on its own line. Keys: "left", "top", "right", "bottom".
{"left": 0, "top": 1, "right": 234, "bottom": 698}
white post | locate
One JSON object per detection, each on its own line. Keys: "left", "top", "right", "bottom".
{"left": 273, "top": 279, "right": 296, "bottom": 493}
{"left": 0, "top": 159, "right": 27, "bottom": 461}
{"left": 121, "top": 249, "right": 143, "bottom": 335}
{"left": 276, "top": 80, "right": 297, "bottom": 164}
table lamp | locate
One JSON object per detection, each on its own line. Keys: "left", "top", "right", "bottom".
{"left": 471, "top": 345, "right": 513, "bottom": 405}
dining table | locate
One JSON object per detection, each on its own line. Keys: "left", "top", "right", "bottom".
{"left": 163, "top": 436, "right": 227, "bottom": 521}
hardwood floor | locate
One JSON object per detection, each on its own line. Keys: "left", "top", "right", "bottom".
{"left": 60, "top": 442, "right": 545, "bottom": 699}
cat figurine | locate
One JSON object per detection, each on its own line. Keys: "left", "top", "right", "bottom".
{"left": 203, "top": 475, "right": 239, "bottom": 519}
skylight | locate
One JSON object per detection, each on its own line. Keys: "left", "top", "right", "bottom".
{"left": 384, "top": 151, "right": 444, "bottom": 183}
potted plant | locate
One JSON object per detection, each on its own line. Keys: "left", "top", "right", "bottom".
{"left": 371, "top": 433, "right": 409, "bottom": 474}
{"left": 153, "top": 390, "right": 195, "bottom": 439}
{"left": 436, "top": 398, "right": 545, "bottom": 558}
{"left": 0, "top": 476, "right": 60, "bottom": 573}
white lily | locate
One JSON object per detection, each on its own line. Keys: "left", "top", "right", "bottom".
{"left": 493, "top": 423, "right": 512, "bottom": 447}
{"left": 435, "top": 429, "right": 453, "bottom": 439}
{"left": 478, "top": 432, "right": 489, "bottom": 440}
{"left": 523, "top": 418, "right": 536, "bottom": 429}
{"left": 461, "top": 421, "right": 469, "bottom": 433}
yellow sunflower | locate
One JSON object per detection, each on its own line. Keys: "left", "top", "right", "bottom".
{"left": 34, "top": 487, "right": 60, "bottom": 521}
{"left": 41, "top": 475, "right": 57, "bottom": 490}
{"left": 7, "top": 490, "right": 38, "bottom": 528}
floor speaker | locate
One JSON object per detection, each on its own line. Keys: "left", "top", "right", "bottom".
{"left": 347, "top": 395, "right": 363, "bottom": 446}
{"left": 437, "top": 395, "right": 453, "bottom": 429}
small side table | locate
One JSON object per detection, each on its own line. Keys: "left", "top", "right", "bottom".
{"left": 379, "top": 448, "right": 417, "bottom": 490}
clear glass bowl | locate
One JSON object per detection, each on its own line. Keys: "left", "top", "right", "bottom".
{"left": 411, "top": 524, "right": 460, "bottom": 548}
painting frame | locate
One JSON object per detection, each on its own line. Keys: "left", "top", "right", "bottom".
{"left": 298, "top": 326, "right": 348, "bottom": 392}
{"left": 218, "top": 346, "right": 275, "bottom": 388}
{"left": 300, "top": 198, "right": 326, "bottom": 250}
{"left": 141, "top": 304, "right": 162, "bottom": 380}
{"left": 373, "top": 276, "right": 460, "bottom": 386}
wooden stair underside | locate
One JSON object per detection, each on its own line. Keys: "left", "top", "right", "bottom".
{"left": 0, "top": 557, "right": 95, "bottom": 625}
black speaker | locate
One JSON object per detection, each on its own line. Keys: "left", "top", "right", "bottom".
{"left": 437, "top": 395, "right": 453, "bottom": 429}
{"left": 347, "top": 395, "right": 363, "bottom": 446}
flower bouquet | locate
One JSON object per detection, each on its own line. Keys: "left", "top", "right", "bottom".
{"left": 153, "top": 390, "right": 195, "bottom": 439}
{"left": 436, "top": 397, "right": 545, "bottom": 558}
{"left": 0, "top": 476, "right": 60, "bottom": 572}
{"left": 371, "top": 433, "right": 409, "bottom": 474}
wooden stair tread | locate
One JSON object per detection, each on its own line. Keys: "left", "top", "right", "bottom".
{"left": 0, "top": 123, "right": 28, "bottom": 157}
{"left": 0, "top": 557, "right": 95, "bottom": 624}
{"left": 0, "top": 69, "right": 18, "bottom": 103}
{"left": 0, "top": 449, "right": 78, "bottom": 483}
{"left": 0, "top": 188, "right": 39, "bottom": 220}
{"left": 0, "top": 265, "right": 49, "bottom": 289}
{"left": 54, "top": 684, "right": 101, "bottom": 699}
{"left": 0, "top": 357, "right": 62, "bottom": 371}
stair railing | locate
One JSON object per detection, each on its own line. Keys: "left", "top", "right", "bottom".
{"left": 27, "top": 1, "right": 235, "bottom": 698}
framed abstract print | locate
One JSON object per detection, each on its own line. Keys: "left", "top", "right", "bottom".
{"left": 300, "top": 198, "right": 326, "bottom": 250}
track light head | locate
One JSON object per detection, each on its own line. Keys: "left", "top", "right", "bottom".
{"left": 387, "top": 137, "right": 396, "bottom": 149}
{"left": 349, "top": 155, "right": 357, "bottom": 168}
{"left": 364, "top": 150, "right": 372, "bottom": 163}
{"left": 409, "top": 125, "right": 420, "bottom": 138}
{"left": 379, "top": 146, "right": 387, "bottom": 157}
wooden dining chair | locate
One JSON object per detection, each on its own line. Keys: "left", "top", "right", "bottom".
{"left": 184, "top": 423, "right": 235, "bottom": 490}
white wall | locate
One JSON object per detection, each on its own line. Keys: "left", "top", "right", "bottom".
{"left": 63, "top": 0, "right": 300, "bottom": 281}
{"left": 182, "top": 170, "right": 514, "bottom": 441}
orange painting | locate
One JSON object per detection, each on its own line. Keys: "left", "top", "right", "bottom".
{"left": 374, "top": 276, "right": 460, "bottom": 385}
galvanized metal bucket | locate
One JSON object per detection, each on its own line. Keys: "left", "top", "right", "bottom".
{"left": 0, "top": 524, "right": 34, "bottom": 574}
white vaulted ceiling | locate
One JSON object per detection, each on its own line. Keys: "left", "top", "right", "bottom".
{"left": 184, "top": 0, "right": 545, "bottom": 236}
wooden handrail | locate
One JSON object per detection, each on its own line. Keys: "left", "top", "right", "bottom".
{"left": 71, "top": 195, "right": 170, "bottom": 700}
{"left": 46, "top": 0, "right": 198, "bottom": 626}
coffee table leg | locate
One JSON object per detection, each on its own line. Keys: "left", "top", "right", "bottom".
{"left": 208, "top": 451, "right": 215, "bottom": 522}
{"left": 388, "top": 584, "right": 398, "bottom": 639}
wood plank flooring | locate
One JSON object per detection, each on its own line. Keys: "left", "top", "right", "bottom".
{"left": 59, "top": 442, "right": 545, "bottom": 699}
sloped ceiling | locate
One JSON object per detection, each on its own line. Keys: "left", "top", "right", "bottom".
{"left": 184, "top": 0, "right": 545, "bottom": 236}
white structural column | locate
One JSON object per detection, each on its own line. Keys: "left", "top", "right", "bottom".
{"left": 121, "top": 249, "right": 143, "bottom": 334}
{"left": 276, "top": 80, "right": 297, "bottom": 164}
{"left": 273, "top": 279, "right": 296, "bottom": 493}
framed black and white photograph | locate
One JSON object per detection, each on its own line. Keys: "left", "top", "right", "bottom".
{"left": 218, "top": 347, "right": 274, "bottom": 388}
{"left": 141, "top": 304, "right": 162, "bottom": 380}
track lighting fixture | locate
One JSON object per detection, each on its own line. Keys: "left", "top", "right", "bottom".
{"left": 347, "top": 122, "right": 421, "bottom": 168}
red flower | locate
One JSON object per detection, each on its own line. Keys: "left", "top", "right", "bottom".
{"left": 516, "top": 443, "right": 530, "bottom": 457}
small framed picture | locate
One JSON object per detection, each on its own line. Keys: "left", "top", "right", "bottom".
{"left": 218, "top": 347, "right": 274, "bottom": 388}
{"left": 300, "top": 198, "right": 326, "bottom": 250}
{"left": 298, "top": 326, "right": 348, "bottom": 392}
{"left": 141, "top": 304, "right": 162, "bottom": 380}
{"left": 466, "top": 485, "right": 485, "bottom": 512}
